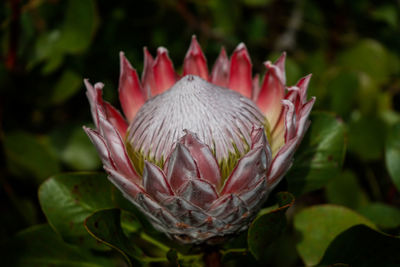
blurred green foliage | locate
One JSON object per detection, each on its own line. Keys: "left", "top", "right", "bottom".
{"left": 1, "top": 0, "right": 400, "bottom": 266}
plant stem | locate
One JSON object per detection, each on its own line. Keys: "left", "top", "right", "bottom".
{"left": 140, "top": 232, "right": 170, "bottom": 252}
{"left": 203, "top": 247, "right": 222, "bottom": 267}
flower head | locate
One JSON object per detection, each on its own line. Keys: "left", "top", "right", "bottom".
{"left": 84, "top": 36, "right": 315, "bottom": 244}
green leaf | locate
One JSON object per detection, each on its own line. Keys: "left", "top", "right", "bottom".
{"left": 0, "top": 224, "right": 112, "bottom": 267}
{"left": 320, "top": 225, "right": 400, "bottom": 266}
{"left": 386, "top": 123, "right": 400, "bottom": 191}
{"left": 248, "top": 192, "right": 294, "bottom": 261}
{"left": 348, "top": 114, "right": 386, "bottom": 161}
{"left": 50, "top": 70, "right": 82, "bottom": 105}
{"left": 62, "top": 126, "right": 102, "bottom": 170}
{"left": 58, "top": 0, "right": 98, "bottom": 53}
{"left": 286, "top": 112, "right": 346, "bottom": 196}
{"left": 39, "top": 173, "right": 114, "bottom": 250}
{"left": 49, "top": 124, "right": 101, "bottom": 171}
{"left": 337, "top": 39, "right": 390, "bottom": 85}
{"left": 3, "top": 131, "right": 61, "bottom": 182}
{"left": 326, "top": 71, "right": 359, "bottom": 119}
{"left": 325, "top": 170, "right": 369, "bottom": 210}
{"left": 29, "top": 0, "right": 98, "bottom": 72}
{"left": 294, "top": 205, "right": 375, "bottom": 266}
{"left": 358, "top": 203, "right": 400, "bottom": 229}
{"left": 371, "top": 5, "right": 399, "bottom": 28}
{"left": 84, "top": 208, "right": 148, "bottom": 266}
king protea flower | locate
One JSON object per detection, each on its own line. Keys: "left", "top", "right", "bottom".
{"left": 83, "top": 36, "right": 315, "bottom": 244}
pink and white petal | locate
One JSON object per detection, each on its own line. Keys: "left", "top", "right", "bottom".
{"left": 165, "top": 143, "right": 199, "bottom": 192}
{"left": 97, "top": 109, "right": 139, "bottom": 181}
{"left": 251, "top": 74, "right": 261, "bottom": 101}
{"left": 228, "top": 43, "right": 252, "bottom": 98}
{"left": 296, "top": 97, "right": 315, "bottom": 140}
{"left": 179, "top": 131, "right": 221, "bottom": 189}
{"left": 255, "top": 53, "right": 287, "bottom": 129}
{"left": 250, "top": 126, "right": 268, "bottom": 149}
{"left": 143, "top": 161, "right": 174, "bottom": 202}
{"left": 296, "top": 74, "right": 312, "bottom": 104}
{"left": 275, "top": 52, "right": 287, "bottom": 85}
{"left": 141, "top": 47, "right": 156, "bottom": 98}
{"left": 119, "top": 52, "right": 146, "bottom": 122}
{"left": 83, "top": 126, "right": 114, "bottom": 170}
{"left": 183, "top": 36, "right": 209, "bottom": 80}
{"left": 102, "top": 101, "right": 128, "bottom": 137}
{"left": 209, "top": 194, "right": 248, "bottom": 224}
{"left": 211, "top": 47, "right": 229, "bottom": 87}
{"left": 208, "top": 194, "right": 247, "bottom": 217}
{"left": 270, "top": 111, "right": 286, "bottom": 156}
{"left": 84, "top": 80, "right": 104, "bottom": 128}
{"left": 152, "top": 47, "right": 177, "bottom": 95}
{"left": 104, "top": 167, "right": 144, "bottom": 199}
{"left": 285, "top": 88, "right": 302, "bottom": 117}
{"left": 162, "top": 195, "right": 203, "bottom": 217}
{"left": 268, "top": 100, "right": 314, "bottom": 186}
{"left": 282, "top": 100, "right": 296, "bottom": 142}
{"left": 176, "top": 179, "right": 218, "bottom": 210}
{"left": 221, "top": 146, "right": 269, "bottom": 195}
{"left": 236, "top": 177, "right": 267, "bottom": 211}
{"left": 136, "top": 192, "right": 164, "bottom": 215}
{"left": 267, "top": 138, "right": 297, "bottom": 186}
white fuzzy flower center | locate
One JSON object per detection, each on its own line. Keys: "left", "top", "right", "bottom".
{"left": 126, "top": 75, "right": 266, "bottom": 170}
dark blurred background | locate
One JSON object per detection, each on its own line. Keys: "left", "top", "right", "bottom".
{"left": 1, "top": 0, "right": 400, "bottom": 254}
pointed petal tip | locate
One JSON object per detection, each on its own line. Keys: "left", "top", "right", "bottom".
{"left": 157, "top": 46, "right": 168, "bottom": 54}
{"left": 118, "top": 52, "right": 145, "bottom": 121}
{"left": 264, "top": 60, "right": 273, "bottom": 68}
{"left": 153, "top": 47, "right": 176, "bottom": 94}
{"left": 94, "top": 82, "right": 104, "bottom": 89}
{"left": 84, "top": 79, "right": 93, "bottom": 90}
{"left": 143, "top": 46, "right": 152, "bottom": 58}
{"left": 119, "top": 52, "right": 134, "bottom": 72}
{"left": 220, "top": 46, "right": 227, "bottom": 55}
{"left": 229, "top": 42, "right": 252, "bottom": 98}
{"left": 82, "top": 125, "right": 91, "bottom": 134}
{"left": 298, "top": 73, "right": 312, "bottom": 86}
{"left": 235, "top": 42, "right": 247, "bottom": 51}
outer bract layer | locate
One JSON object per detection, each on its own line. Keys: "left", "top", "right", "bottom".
{"left": 84, "top": 36, "right": 315, "bottom": 244}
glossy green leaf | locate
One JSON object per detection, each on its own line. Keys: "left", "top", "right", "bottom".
{"left": 39, "top": 173, "right": 114, "bottom": 250}
{"left": 320, "top": 225, "right": 400, "bottom": 266}
{"left": 3, "top": 131, "right": 61, "bottom": 182}
{"left": 294, "top": 205, "right": 375, "bottom": 266}
{"left": 286, "top": 112, "right": 346, "bottom": 195}
{"left": 0, "top": 224, "right": 112, "bottom": 267}
{"left": 386, "top": 123, "right": 400, "bottom": 191}
{"left": 84, "top": 208, "right": 150, "bottom": 266}
{"left": 325, "top": 170, "right": 369, "bottom": 210}
{"left": 248, "top": 192, "right": 294, "bottom": 261}
{"left": 358, "top": 203, "right": 400, "bottom": 229}
{"left": 50, "top": 70, "right": 82, "bottom": 105}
